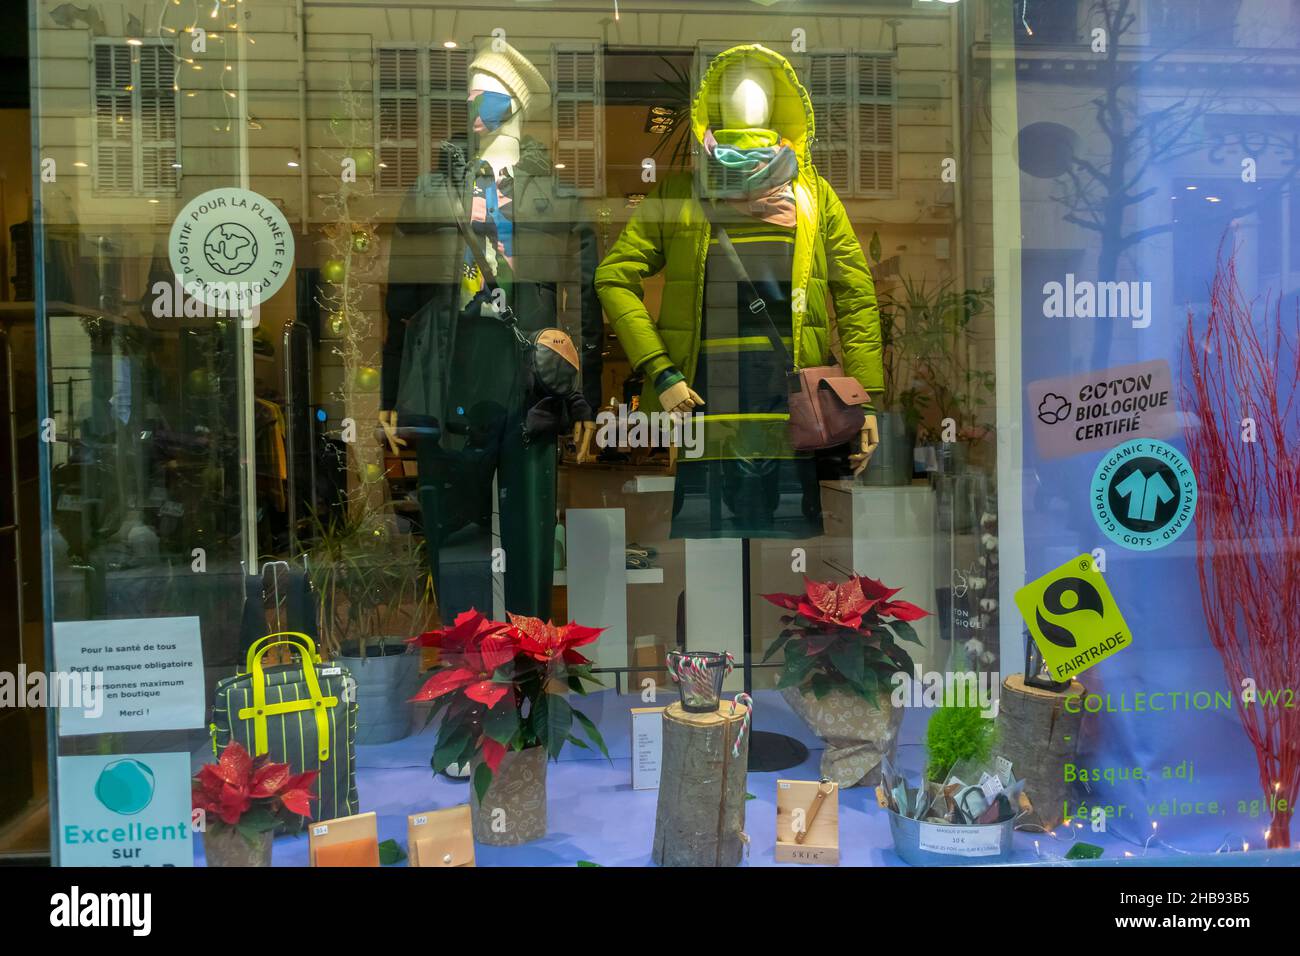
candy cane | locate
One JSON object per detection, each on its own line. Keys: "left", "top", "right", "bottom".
{"left": 730, "top": 692, "right": 754, "bottom": 758}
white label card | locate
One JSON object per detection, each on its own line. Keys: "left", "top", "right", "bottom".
{"left": 631, "top": 709, "right": 664, "bottom": 790}
{"left": 918, "top": 822, "right": 1002, "bottom": 857}
{"left": 995, "top": 755, "right": 1013, "bottom": 786}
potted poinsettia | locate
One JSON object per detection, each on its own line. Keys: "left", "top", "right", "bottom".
{"left": 762, "top": 575, "right": 929, "bottom": 788}
{"left": 193, "top": 741, "right": 318, "bottom": 867}
{"left": 409, "top": 609, "right": 610, "bottom": 846}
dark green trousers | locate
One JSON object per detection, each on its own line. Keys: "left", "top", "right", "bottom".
{"left": 413, "top": 311, "right": 556, "bottom": 620}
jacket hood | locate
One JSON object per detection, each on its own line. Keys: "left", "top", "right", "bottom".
{"left": 691, "top": 44, "right": 815, "bottom": 171}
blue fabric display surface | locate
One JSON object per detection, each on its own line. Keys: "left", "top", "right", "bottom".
{"left": 191, "top": 688, "right": 1296, "bottom": 867}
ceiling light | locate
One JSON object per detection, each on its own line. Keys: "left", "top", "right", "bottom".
{"left": 287, "top": 161, "right": 300, "bottom": 168}
{"left": 443, "top": 41, "right": 458, "bottom": 49}
{"left": 1185, "top": 185, "right": 1197, "bottom": 190}
{"left": 73, "top": 161, "right": 88, "bottom": 168}
{"left": 1206, "top": 196, "right": 1222, "bottom": 203}
{"left": 126, "top": 38, "right": 143, "bottom": 46}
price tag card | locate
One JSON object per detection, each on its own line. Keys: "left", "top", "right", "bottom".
{"left": 918, "top": 822, "right": 1003, "bottom": 857}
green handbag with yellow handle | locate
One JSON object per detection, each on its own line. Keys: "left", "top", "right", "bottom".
{"left": 210, "top": 631, "right": 359, "bottom": 824}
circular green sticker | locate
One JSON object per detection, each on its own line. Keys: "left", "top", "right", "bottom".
{"left": 1091, "top": 439, "right": 1197, "bottom": 551}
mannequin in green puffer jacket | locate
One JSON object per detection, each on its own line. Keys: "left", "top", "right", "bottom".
{"left": 595, "top": 44, "right": 882, "bottom": 484}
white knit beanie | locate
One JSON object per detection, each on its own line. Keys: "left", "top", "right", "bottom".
{"left": 468, "top": 41, "right": 551, "bottom": 120}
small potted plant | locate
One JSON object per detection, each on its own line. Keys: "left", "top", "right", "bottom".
{"left": 193, "top": 741, "right": 318, "bottom": 867}
{"left": 762, "top": 574, "right": 928, "bottom": 788}
{"left": 925, "top": 698, "right": 998, "bottom": 786}
{"left": 410, "top": 609, "right": 610, "bottom": 846}
{"left": 307, "top": 513, "right": 436, "bottom": 745}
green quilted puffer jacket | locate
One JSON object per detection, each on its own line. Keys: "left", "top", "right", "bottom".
{"left": 595, "top": 43, "right": 882, "bottom": 414}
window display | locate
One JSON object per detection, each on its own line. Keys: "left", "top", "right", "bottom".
{"left": 15, "top": 0, "right": 1298, "bottom": 885}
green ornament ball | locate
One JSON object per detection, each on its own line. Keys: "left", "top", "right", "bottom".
{"left": 353, "top": 150, "right": 375, "bottom": 176}
{"left": 322, "top": 259, "right": 346, "bottom": 284}
{"left": 354, "top": 365, "right": 380, "bottom": 391}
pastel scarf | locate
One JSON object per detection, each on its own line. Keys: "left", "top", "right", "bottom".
{"left": 702, "top": 127, "right": 797, "bottom": 226}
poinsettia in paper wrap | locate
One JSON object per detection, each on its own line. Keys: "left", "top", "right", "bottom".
{"left": 192, "top": 741, "right": 318, "bottom": 866}
{"left": 409, "top": 609, "right": 611, "bottom": 820}
{"left": 763, "top": 575, "right": 929, "bottom": 788}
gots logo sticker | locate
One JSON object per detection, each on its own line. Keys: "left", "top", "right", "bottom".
{"left": 1091, "top": 439, "right": 1196, "bottom": 551}
{"left": 1015, "top": 555, "right": 1132, "bottom": 682}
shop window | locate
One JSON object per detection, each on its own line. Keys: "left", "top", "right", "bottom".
{"left": 376, "top": 44, "right": 469, "bottom": 191}
{"left": 551, "top": 45, "right": 603, "bottom": 197}
{"left": 92, "top": 40, "right": 178, "bottom": 195}
{"left": 805, "top": 52, "right": 896, "bottom": 198}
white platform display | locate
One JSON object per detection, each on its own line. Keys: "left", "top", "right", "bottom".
{"left": 819, "top": 482, "right": 942, "bottom": 674}
{"left": 566, "top": 508, "right": 631, "bottom": 671}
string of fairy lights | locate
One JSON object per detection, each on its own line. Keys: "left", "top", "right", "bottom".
{"left": 146, "top": 0, "right": 247, "bottom": 136}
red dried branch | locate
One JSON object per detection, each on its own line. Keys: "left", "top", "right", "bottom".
{"left": 1181, "top": 242, "right": 1300, "bottom": 849}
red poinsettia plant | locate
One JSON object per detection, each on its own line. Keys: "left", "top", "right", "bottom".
{"left": 410, "top": 609, "right": 610, "bottom": 801}
{"left": 192, "top": 741, "right": 318, "bottom": 843}
{"left": 761, "top": 575, "right": 929, "bottom": 704}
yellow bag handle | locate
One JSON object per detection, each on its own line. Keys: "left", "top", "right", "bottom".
{"left": 237, "top": 631, "right": 336, "bottom": 761}
{"left": 244, "top": 630, "right": 320, "bottom": 674}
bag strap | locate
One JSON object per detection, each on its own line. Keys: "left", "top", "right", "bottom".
{"left": 237, "top": 632, "right": 336, "bottom": 762}
{"left": 705, "top": 202, "right": 795, "bottom": 373}
{"left": 244, "top": 630, "right": 319, "bottom": 674}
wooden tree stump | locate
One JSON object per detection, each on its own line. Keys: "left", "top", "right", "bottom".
{"left": 652, "top": 701, "right": 750, "bottom": 867}
{"left": 997, "top": 674, "right": 1084, "bottom": 830}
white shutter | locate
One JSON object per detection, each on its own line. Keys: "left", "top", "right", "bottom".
{"left": 856, "top": 53, "right": 896, "bottom": 196}
{"left": 806, "top": 53, "right": 853, "bottom": 195}
{"left": 137, "top": 44, "right": 178, "bottom": 192}
{"left": 93, "top": 43, "right": 134, "bottom": 193}
{"left": 428, "top": 47, "right": 469, "bottom": 152}
{"left": 552, "top": 47, "right": 601, "bottom": 196}
{"left": 377, "top": 47, "right": 421, "bottom": 190}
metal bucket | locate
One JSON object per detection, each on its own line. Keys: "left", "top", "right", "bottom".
{"left": 886, "top": 807, "right": 1016, "bottom": 865}
{"left": 666, "top": 650, "right": 729, "bottom": 713}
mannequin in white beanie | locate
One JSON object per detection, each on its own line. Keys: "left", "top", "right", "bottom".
{"left": 381, "top": 39, "right": 605, "bottom": 639}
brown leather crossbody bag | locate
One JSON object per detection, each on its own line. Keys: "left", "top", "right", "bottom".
{"left": 709, "top": 214, "right": 869, "bottom": 450}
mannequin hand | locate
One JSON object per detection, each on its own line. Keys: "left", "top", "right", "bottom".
{"left": 849, "top": 413, "right": 879, "bottom": 477}
{"left": 659, "top": 381, "right": 704, "bottom": 415}
{"left": 572, "top": 421, "right": 597, "bottom": 464}
{"left": 378, "top": 409, "right": 405, "bottom": 454}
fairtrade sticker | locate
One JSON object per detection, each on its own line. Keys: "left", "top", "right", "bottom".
{"left": 1015, "top": 554, "right": 1132, "bottom": 683}
{"left": 1026, "top": 359, "right": 1178, "bottom": 460}
{"left": 1091, "top": 438, "right": 1197, "bottom": 551}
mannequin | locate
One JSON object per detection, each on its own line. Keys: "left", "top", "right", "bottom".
{"left": 653, "top": 57, "right": 879, "bottom": 476}
{"left": 381, "top": 42, "right": 603, "bottom": 618}
{"left": 380, "top": 71, "right": 595, "bottom": 463}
